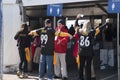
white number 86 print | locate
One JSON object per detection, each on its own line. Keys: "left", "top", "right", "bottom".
{"left": 80, "top": 36, "right": 90, "bottom": 47}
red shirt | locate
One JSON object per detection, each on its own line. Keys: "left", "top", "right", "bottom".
{"left": 73, "top": 33, "right": 79, "bottom": 57}
{"left": 54, "top": 26, "right": 69, "bottom": 53}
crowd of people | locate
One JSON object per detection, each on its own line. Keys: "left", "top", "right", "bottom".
{"left": 14, "top": 14, "right": 110, "bottom": 80}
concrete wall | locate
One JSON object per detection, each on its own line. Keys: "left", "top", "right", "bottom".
{"left": 3, "top": 3, "right": 21, "bottom": 72}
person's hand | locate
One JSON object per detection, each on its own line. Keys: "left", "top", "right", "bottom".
{"left": 77, "top": 14, "right": 81, "bottom": 19}
{"left": 29, "top": 30, "right": 36, "bottom": 35}
{"left": 57, "top": 29, "right": 61, "bottom": 33}
{"left": 106, "top": 18, "right": 110, "bottom": 23}
{"left": 57, "top": 40, "right": 61, "bottom": 44}
{"left": 76, "top": 14, "right": 84, "bottom": 19}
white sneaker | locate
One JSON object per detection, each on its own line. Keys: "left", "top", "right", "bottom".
{"left": 39, "top": 78, "right": 43, "bottom": 80}
{"left": 19, "top": 73, "right": 28, "bottom": 79}
{"left": 17, "top": 70, "right": 21, "bottom": 76}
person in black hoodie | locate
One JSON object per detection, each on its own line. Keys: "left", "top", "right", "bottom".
{"left": 14, "top": 23, "right": 32, "bottom": 78}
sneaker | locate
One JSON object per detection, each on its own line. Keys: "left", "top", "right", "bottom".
{"left": 54, "top": 76, "right": 62, "bottom": 79}
{"left": 17, "top": 71, "right": 21, "bottom": 77}
{"left": 19, "top": 73, "right": 28, "bottom": 79}
{"left": 19, "top": 74, "right": 24, "bottom": 79}
{"left": 23, "top": 73, "right": 28, "bottom": 78}
{"left": 62, "top": 77, "right": 68, "bottom": 80}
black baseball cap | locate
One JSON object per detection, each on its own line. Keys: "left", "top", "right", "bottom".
{"left": 45, "top": 19, "right": 52, "bottom": 24}
{"left": 57, "top": 19, "right": 64, "bottom": 25}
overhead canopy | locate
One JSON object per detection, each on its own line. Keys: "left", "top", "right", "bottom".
{"left": 25, "top": 1, "right": 108, "bottom": 17}
{"left": 23, "top": 0, "right": 96, "bottom": 6}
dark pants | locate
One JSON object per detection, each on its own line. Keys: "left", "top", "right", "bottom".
{"left": 32, "top": 62, "right": 39, "bottom": 71}
{"left": 18, "top": 47, "right": 27, "bottom": 73}
{"left": 79, "top": 55, "right": 93, "bottom": 80}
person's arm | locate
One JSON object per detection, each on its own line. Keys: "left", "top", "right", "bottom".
{"left": 29, "top": 30, "right": 38, "bottom": 36}
{"left": 95, "top": 18, "right": 110, "bottom": 36}
{"left": 29, "top": 28, "right": 43, "bottom": 36}
{"left": 75, "top": 18, "right": 79, "bottom": 27}
{"left": 55, "top": 31, "right": 72, "bottom": 39}
{"left": 14, "top": 31, "right": 20, "bottom": 40}
{"left": 75, "top": 14, "right": 83, "bottom": 27}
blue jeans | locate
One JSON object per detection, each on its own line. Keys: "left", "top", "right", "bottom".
{"left": 39, "top": 54, "right": 53, "bottom": 79}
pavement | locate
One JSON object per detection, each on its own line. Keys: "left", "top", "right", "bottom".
{"left": 3, "top": 74, "right": 38, "bottom": 80}
{"left": 3, "top": 64, "right": 118, "bottom": 80}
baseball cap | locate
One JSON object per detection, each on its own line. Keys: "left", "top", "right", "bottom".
{"left": 45, "top": 19, "right": 52, "bottom": 24}
{"left": 57, "top": 19, "right": 64, "bottom": 24}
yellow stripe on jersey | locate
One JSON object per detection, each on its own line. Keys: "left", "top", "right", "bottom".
{"left": 55, "top": 31, "right": 70, "bottom": 37}
{"left": 41, "top": 30, "right": 47, "bottom": 33}
{"left": 95, "top": 28, "right": 100, "bottom": 36}
{"left": 29, "top": 30, "right": 39, "bottom": 36}
{"left": 29, "top": 30, "right": 70, "bottom": 37}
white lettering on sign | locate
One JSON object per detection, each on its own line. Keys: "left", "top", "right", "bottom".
{"left": 112, "top": 3, "right": 115, "bottom": 10}
{"left": 57, "top": 8, "right": 60, "bottom": 15}
{"left": 50, "top": 8, "right": 53, "bottom": 14}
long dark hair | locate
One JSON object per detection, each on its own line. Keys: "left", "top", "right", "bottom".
{"left": 21, "top": 24, "right": 29, "bottom": 33}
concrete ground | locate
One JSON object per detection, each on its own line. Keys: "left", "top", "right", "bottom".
{"left": 3, "top": 50, "right": 118, "bottom": 80}
{"left": 3, "top": 65, "right": 118, "bottom": 80}
{"left": 3, "top": 74, "right": 38, "bottom": 80}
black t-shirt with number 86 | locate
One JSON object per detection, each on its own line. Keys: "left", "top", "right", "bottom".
{"left": 79, "top": 30, "right": 95, "bottom": 56}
